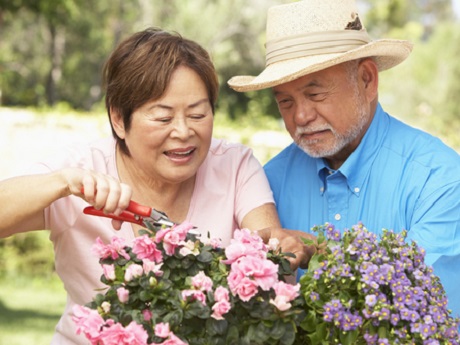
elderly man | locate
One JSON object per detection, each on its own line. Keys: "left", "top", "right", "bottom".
{"left": 228, "top": 0, "right": 460, "bottom": 319}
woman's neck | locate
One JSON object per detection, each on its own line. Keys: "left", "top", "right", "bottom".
{"left": 115, "top": 146, "right": 196, "bottom": 224}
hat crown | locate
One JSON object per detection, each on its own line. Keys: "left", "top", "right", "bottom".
{"left": 227, "top": 0, "right": 413, "bottom": 92}
{"left": 267, "top": 0, "right": 364, "bottom": 41}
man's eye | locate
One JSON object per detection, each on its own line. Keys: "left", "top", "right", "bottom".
{"left": 277, "top": 99, "right": 293, "bottom": 108}
{"left": 310, "top": 93, "right": 326, "bottom": 101}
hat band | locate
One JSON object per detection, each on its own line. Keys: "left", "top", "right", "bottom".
{"left": 265, "top": 30, "right": 371, "bottom": 66}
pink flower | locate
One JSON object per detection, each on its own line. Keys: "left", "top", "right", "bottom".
{"left": 124, "top": 264, "right": 143, "bottom": 282}
{"left": 234, "top": 228, "right": 267, "bottom": 250}
{"left": 155, "top": 222, "right": 193, "bottom": 255}
{"left": 223, "top": 229, "right": 268, "bottom": 265}
{"left": 162, "top": 333, "right": 188, "bottom": 345}
{"left": 99, "top": 321, "right": 148, "bottom": 345}
{"left": 201, "top": 236, "right": 223, "bottom": 249}
{"left": 132, "top": 235, "right": 163, "bottom": 263}
{"left": 72, "top": 305, "right": 104, "bottom": 343}
{"left": 191, "top": 271, "right": 213, "bottom": 292}
{"left": 142, "top": 259, "right": 163, "bottom": 276}
{"left": 142, "top": 309, "right": 152, "bottom": 321}
{"left": 154, "top": 322, "right": 171, "bottom": 338}
{"left": 117, "top": 287, "right": 130, "bottom": 303}
{"left": 92, "top": 236, "right": 130, "bottom": 260}
{"left": 229, "top": 276, "right": 259, "bottom": 301}
{"left": 211, "top": 286, "right": 231, "bottom": 320}
{"left": 231, "top": 256, "right": 279, "bottom": 291}
{"left": 273, "top": 281, "right": 300, "bottom": 301}
{"left": 102, "top": 264, "right": 116, "bottom": 281}
{"left": 182, "top": 289, "right": 207, "bottom": 305}
{"left": 270, "top": 282, "right": 300, "bottom": 311}
{"left": 269, "top": 295, "right": 292, "bottom": 311}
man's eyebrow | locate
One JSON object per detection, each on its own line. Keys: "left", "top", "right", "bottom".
{"left": 273, "top": 80, "right": 322, "bottom": 96}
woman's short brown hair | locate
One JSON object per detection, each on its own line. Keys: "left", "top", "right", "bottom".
{"left": 102, "top": 27, "right": 219, "bottom": 154}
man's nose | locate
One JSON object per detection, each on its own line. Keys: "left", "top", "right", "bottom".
{"left": 294, "top": 101, "right": 316, "bottom": 126}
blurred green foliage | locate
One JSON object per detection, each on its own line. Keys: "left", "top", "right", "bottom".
{"left": 0, "top": 231, "right": 55, "bottom": 279}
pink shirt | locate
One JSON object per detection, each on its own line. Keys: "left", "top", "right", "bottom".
{"left": 29, "top": 137, "right": 274, "bottom": 344}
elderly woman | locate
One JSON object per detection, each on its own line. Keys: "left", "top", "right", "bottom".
{"left": 0, "top": 28, "right": 312, "bottom": 344}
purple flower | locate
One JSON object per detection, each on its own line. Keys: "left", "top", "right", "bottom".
{"left": 364, "top": 333, "right": 378, "bottom": 344}
{"left": 365, "top": 294, "right": 377, "bottom": 307}
{"left": 420, "top": 322, "right": 437, "bottom": 338}
{"left": 310, "top": 292, "right": 319, "bottom": 302}
{"left": 390, "top": 313, "right": 400, "bottom": 326}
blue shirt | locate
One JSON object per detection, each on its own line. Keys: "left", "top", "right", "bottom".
{"left": 264, "top": 103, "right": 460, "bottom": 318}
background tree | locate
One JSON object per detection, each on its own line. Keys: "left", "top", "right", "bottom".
{"left": 0, "top": 0, "right": 459, "bottom": 148}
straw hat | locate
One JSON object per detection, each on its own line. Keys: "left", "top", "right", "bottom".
{"left": 228, "top": 0, "right": 413, "bottom": 92}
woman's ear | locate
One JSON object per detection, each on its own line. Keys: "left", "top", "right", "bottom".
{"left": 359, "top": 58, "right": 379, "bottom": 102}
{"left": 110, "top": 107, "right": 126, "bottom": 139}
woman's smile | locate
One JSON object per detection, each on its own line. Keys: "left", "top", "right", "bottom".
{"left": 163, "top": 146, "right": 197, "bottom": 164}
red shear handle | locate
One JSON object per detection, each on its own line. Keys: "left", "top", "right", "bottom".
{"left": 127, "top": 200, "right": 152, "bottom": 217}
{"left": 80, "top": 186, "right": 152, "bottom": 218}
{"left": 83, "top": 206, "right": 144, "bottom": 226}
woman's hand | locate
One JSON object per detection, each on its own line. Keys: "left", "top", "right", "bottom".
{"left": 62, "top": 168, "right": 133, "bottom": 230}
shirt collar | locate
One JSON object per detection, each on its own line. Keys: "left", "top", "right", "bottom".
{"left": 316, "top": 103, "right": 389, "bottom": 195}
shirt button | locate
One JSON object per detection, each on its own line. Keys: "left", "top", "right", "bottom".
{"left": 334, "top": 213, "right": 341, "bottom": 221}
{"left": 354, "top": 187, "right": 360, "bottom": 193}
{"left": 320, "top": 187, "right": 324, "bottom": 192}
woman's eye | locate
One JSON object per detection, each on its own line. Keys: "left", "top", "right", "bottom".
{"left": 156, "top": 117, "right": 172, "bottom": 123}
{"left": 188, "top": 113, "right": 207, "bottom": 120}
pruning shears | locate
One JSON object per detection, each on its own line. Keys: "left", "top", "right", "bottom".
{"left": 83, "top": 199, "right": 176, "bottom": 229}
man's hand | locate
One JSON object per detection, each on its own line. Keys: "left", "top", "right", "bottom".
{"left": 257, "top": 227, "right": 320, "bottom": 270}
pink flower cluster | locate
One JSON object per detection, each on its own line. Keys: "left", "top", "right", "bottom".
{"left": 151, "top": 323, "right": 187, "bottom": 345}
{"left": 225, "top": 229, "right": 299, "bottom": 304}
{"left": 76, "top": 225, "right": 299, "bottom": 344}
{"left": 73, "top": 305, "right": 149, "bottom": 345}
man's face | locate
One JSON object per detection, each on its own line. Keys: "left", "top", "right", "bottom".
{"left": 272, "top": 60, "right": 374, "bottom": 168}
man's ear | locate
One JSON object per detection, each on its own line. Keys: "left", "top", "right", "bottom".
{"left": 359, "top": 58, "right": 379, "bottom": 102}
{"left": 110, "top": 107, "right": 126, "bottom": 139}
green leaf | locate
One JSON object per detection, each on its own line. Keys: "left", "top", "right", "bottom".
{"left": 225, "top": 325, "right": 240, "bottom": 345}
{"left": 300, "top": 310, "right": 317, "bottom": 333}
{"left": 315, "top": 322, "right": 329, "bottom": 341}
{"left": 339, "top": 329, "right": 358, "bottom": 345}
{"left": 197, "top": 249, "right": 213, "bottom": 263}
{"left": 139, "top": 290, "right": 153, "bottom": 302}
{"left": 206, "top": 318, "right": 228, "bottom": 336}
{"left": 279, "top": 323, "right": 296, "bottom": 345}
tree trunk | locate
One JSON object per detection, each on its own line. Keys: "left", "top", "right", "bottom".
{"left": 45, "top": 22, "right": 65, "bottom": 106}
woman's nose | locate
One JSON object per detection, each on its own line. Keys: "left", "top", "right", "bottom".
{"left": 171, "top": 117, "right": 192, "bottom": 139}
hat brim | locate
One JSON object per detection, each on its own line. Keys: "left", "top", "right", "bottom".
{"left": 228, "top": 39, "right": 413, "bottom": 92}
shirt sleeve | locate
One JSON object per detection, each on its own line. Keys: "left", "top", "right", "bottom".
{"left": 407, "top": 180, "right": 460, "bottom": 318}
{"left": 234, "top": 146, "right": 275, "bottom": 225}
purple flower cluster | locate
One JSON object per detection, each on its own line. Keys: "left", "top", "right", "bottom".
{"left": 300, "top": 222, "right": 460, "bottom": 344}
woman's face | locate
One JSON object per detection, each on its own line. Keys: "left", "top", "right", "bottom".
{"left": 116, "top": 65, "right": 214, "bottom": 184}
